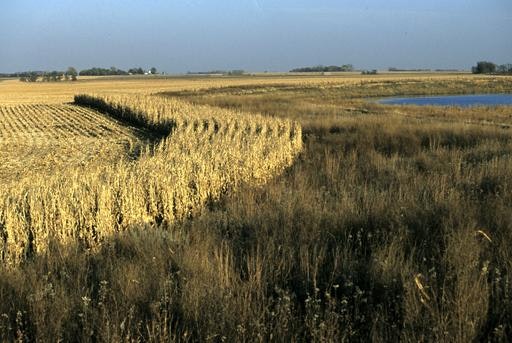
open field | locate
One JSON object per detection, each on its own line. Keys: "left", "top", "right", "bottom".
{"left": 0, "top": 72, "right": 502, "bottom": 104}
{"left": 1, "top": 74, "right": 512, "bottom": 341}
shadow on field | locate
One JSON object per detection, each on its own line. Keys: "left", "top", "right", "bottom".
{"left": 72, "top": 101, "right": 169, "bottom": 160}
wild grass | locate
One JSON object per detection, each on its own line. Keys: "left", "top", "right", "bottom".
{"left": 166, "top": 75, "right": 512, "bottom": 99}
{"left": 1, "top": 76, "right": 512, "bottom": 341}
{"left": 163, "top": 76, "right": 512, "bottom": 135}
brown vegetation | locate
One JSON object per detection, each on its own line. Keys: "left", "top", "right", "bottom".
{"left": 1, "top": 75, "right": 512, "bottom": 341}
{"left": 0, "top": 94, "right": 300, "bottom": 266}
{"left": 0, "top": 104, "right": 145, "bottom": 185}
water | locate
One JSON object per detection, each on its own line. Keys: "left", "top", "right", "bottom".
{"left": 378, "top": 94, "right": 512, "bottom": 107}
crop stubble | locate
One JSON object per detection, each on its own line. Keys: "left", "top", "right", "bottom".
{"left": 0, "top": 104, "right": 143, "bottom": 185}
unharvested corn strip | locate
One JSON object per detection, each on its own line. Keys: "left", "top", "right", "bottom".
{"left": 0, "top": 94, "right": 302, "bottom": 265}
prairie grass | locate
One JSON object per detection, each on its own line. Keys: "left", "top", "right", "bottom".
{"left": 1, "top": 76, "right": 512, "bottom": 341}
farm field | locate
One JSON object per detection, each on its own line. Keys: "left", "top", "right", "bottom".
{"left": 0, "top": 92, "right": 301, "bottom": 265}
{"left": 0, "top": 72, "right": 490, "bottom": 104}
{"left": 1, "top": 74, "right": 512, "bottom": 341}
{"left": 0, "top": 104, "right": 146, "bottom": 185}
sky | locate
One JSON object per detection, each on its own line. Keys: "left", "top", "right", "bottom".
{"left": 0, "top": 0, "right": 511, "bottom": 73}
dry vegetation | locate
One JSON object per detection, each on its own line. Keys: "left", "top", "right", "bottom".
{"left": 0, "top": 93, "right": 301, "bottom": 266}
{"left": 1, "top": 74, "right": 512, "bottom": 341}
{"left": 0, "top": 73, "right": 490, "bottom": 104}
{"left": 0, "top": 104, "right": 145, "bottom": 185}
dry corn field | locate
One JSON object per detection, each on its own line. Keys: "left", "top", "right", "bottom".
{"left": 0, "top": 104, "right": 145, "bottom": 185}
{"left": 0, "top": 92, "right": 301, "bottom": 265}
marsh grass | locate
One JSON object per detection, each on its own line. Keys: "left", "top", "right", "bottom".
{"left": 2, "top": 77, "right": 512, "bottom": 341}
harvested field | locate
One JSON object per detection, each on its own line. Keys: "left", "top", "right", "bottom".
{"left": 0, "top": 104, "right": 145, "bottom": 184}
{"left": 0, "top": 73, "right": 493, "bottom": 104}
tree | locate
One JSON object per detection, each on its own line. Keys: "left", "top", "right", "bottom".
{"left": 27, "top": 72, "right": 38, "bottom": 82}
{"left": 472, "top": 61, "right": 496, "bottom": 74}
{"left": 497, "top": 64, "right": 512, "bottom": 74}
{"left": 150, "top": 67, "right": 157, "bottom": 74}
{"left": 49, "top": 71, "right": 62, "bottom": 82}
{"left": 79, "top": 67, "right": 128, "bottom": 76}
{"left": 66, "top": 67, "right": 78, "bottom": 81}
{"left": 290, "top": 64, "right": 354, "bottom": 73}
{"left": 228, "top": 70, "right": 244, "bottom": 75}
{"left": 128, "top": 67, "right": 144, "bottom": 75}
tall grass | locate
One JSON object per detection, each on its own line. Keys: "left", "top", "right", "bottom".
{"left": 1, "top": 78, "right": 512, "bottom": 341}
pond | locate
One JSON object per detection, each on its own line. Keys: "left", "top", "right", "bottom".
{"left": 378, "top": 94, "right": 512, "bottom": 107}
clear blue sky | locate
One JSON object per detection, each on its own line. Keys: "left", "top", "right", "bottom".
{"left": 1, "top": 0, "right": 511, "bottom": 73}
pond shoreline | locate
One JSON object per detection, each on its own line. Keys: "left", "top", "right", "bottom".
{"left": 377, "top": 93, "right": 512, "bottom": 107}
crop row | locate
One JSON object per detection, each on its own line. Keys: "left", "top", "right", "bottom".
{"left": 0, "top": 104, "right": 137, "bottom": 141}
{"left": 0, "top": 94, "right": 302, "bottom": 265}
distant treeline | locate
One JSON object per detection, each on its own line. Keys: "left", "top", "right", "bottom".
{"left": 79, "top": 67, "right": 157, "bottom": 76}
{"left": 79, "top": 67, "right": 128, "bottom": 76}
{"left": 6, "top": 71, "right": 41, "bottom": 82}
{"left": 186, "top": 70, "right": 245, "bottom": 76}
{"left": 389, "top": 68, "right": 432, "bottom": 72}
{"left": 7, "top": 66, "right": 159, "bottom": 82}
{"left": 17, "top": 68, "right": 78, "bottom": 82}
{"left": 0, "top": 71, "right": 42, "bottom": 78}
{"left": 472, "top": 61, "right": 512, "bottom": 74}
{"left": 290, "top": 64, "right": 354, "bottom": 72}
{"left": 388, "top": 68, "right": 463, "bottom": 72}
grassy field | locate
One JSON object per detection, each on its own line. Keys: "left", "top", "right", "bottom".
{"left": 1, "top": 74, "right": 512, "bottom": 341}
